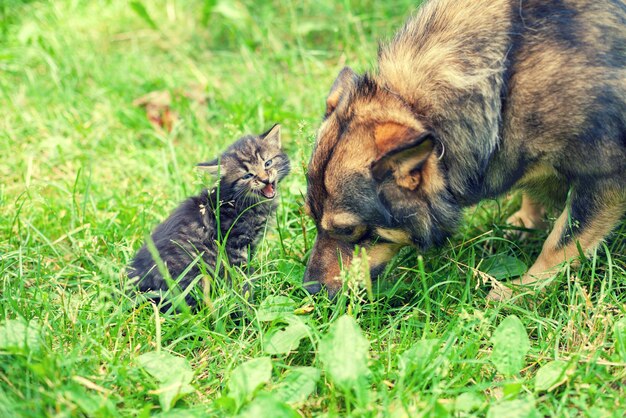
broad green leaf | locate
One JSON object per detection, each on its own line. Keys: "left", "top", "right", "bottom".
{"left": 487, "top": 398, "right": 540, "bottom": 418}
{"left": 263, "top": 318, "right": 310, "bottom": 355}
{"left": 432, "top": 400, "right": 450, "bottom": 418}
{"left": 228, "top": 357, "right": 273, "bottom": 409}
{"left": 503, "top": 381, "right": 523, "bottom": 398}
{"left": 318, "top": 315, "right": 370, "bottom": 395}
{"left": 65, "top": 389, "right": 119, "bottom": 417}
{"left": 213, "top": 396, "right": 236, "bottom": 414}
{"left": 138, "top": 351, "right": 193, "bottom": 383}
{"left": 257, "top": 296, "right": 296, "bottom": 322}
{"left": 481, "top": 255, "right": 527, "bottom": 280}
{"left": 398, "top": 339, "right": 440, "bottom": 379}
{"left": 490, "top": 315, "right": 530, "bottom": 376}
{"left": 273, "top": 367, "right": 320, "bottom": 404}
{"left": 614, "top": 317, "right": 626, "bottom": 361}
{"left": 534, "top": 360, "right": 570, "bottom": 392}
{"left": 137, "top": 351, "right": 194, "bottom": 411}
{"left": 0, "top": 319, "right": 42, "bottom": 352}
{"left": 455, "top": 392, "right": 483, "bottom": 413}
{"left": 236, "top": 393, "right": 299, "bottom": 418}
{"left": 130, "top": 1, "right": 158, "bottom": 29}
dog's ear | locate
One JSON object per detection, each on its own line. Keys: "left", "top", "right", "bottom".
{"left": 326, "top": 67, "right": 356, "bottom": 116}
{"left": 261, "top": 123, "right": 281, "bottom": 148}
{"left": 197, "top": 158, "right": 226, "bottom": 176}
{"left": 370, "top": 122, "right": 435, "bottom": 191}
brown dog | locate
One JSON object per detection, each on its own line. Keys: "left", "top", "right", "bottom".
{"left": 303, "top": 0, "right": 626, "bottom": 300}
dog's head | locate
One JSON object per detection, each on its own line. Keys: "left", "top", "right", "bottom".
{"left": 303, "top": 67, "right": 460, "bottom": 296}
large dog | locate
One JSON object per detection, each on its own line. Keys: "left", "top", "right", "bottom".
{"left": 303, "top": 0, "right": 626, "bottom": 300}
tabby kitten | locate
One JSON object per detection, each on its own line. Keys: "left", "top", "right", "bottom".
{"left": 128, "top": 124, "right": 290, "bottom": 307}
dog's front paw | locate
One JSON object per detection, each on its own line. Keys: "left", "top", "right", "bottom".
{"left": 505, "top": 209, "right": 548, "bottom": 240}
{"left": 486, "top": 285, "right": 513, "bottom": 302}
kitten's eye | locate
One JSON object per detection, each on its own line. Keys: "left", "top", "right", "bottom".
{"left": 242, "top": 173, "right": 254, "bottom": 180}
{"left": 264, "top": 159, "right": 273, "bottom": 168}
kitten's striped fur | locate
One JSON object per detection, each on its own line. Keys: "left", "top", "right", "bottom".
{"left": 128, "top": 125, "right": 290, "bottom": 307}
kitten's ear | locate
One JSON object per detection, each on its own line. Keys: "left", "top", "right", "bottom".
{"left": 196, "top": 158, "right": 226, "bottom": 176}
{"left": 261, "top": 124, "right": 281, "bottom": 148}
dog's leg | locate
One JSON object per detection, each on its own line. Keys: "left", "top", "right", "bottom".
{"left": 488, "top": 183, "right": 625, "bottom": 301}
{"left": 506, "top": 193, "right": 548, "bottom": 238}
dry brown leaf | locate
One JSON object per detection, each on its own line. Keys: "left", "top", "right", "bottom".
{"left": 133, "top": 90, "right": 178, "bottom": 132}
{"left": 294, "top": 304, "right": 315, "bottom": 315}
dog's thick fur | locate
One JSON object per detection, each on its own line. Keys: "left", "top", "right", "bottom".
{"left": 304, "top": 0, "right": 626, "bottom": 299}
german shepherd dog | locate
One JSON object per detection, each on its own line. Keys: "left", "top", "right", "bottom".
{"left": 303, "top": 0, "right": 626, "bottom": 300}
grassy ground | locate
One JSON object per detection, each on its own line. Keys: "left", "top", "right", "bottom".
{"left": 1, "top": 0, "right": 625, "bottom": 416}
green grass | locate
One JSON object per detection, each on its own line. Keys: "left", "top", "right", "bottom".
{"left": 1, "top": 0, "right": 625, "bottom": 416}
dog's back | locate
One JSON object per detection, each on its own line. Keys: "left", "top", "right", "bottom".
{"left": 500, "top": 0, "right": 626, "bottom": 196}
{"left": 379, "top": 0, "right": 626, "bottom": 200}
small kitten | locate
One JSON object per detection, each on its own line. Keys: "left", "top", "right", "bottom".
{"left": 128, "top": 124, "right": 290, "bottom": 307}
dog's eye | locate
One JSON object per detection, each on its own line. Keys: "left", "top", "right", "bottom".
{"left": 242, "top": 173, "right": 254, "bottom": 180}
{"left": 334, "top": 226, "right": 355, "bottom": 237}
{"left": 264, "top": 159, "right": 273, "bottom": 168}
{"left": 330, "top": 225, "right": 366, "bottom": 242}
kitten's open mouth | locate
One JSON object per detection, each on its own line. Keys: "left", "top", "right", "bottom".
{"left": 259, "top": 182, "right": 276, "bottom": 199}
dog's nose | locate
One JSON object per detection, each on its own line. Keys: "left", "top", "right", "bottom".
{"left": 303, "top": 258, "right": 322, "bottom": 294}
{"left": 303, "top": 281, "right": 322, "bottom": 294}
